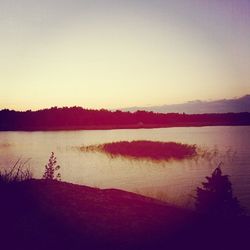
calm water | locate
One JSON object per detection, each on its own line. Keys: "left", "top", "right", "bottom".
{"left": 1, "top": 126, "right": 250, "bottom": 212}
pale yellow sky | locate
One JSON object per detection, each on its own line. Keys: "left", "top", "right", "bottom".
{"left": 1, "top": 0, "right": 249, "bottom": 110}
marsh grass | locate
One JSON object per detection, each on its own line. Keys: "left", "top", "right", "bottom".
{"left": 0, "top": 159, "right": 33, "bottom": 185}
{"left": 79, "top": 140, "right": 197, "bottom": 161}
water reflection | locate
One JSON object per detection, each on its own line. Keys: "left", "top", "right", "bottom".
{"left": 0, "top": 126, "right": 249, "bottom": 212}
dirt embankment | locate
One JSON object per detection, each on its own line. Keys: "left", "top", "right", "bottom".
{"left": 1, "top": 180, "right": 249, "bottom": 250}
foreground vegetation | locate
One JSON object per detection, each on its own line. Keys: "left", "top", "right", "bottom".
{"left": 0, "top": 159, "right": 32, "bottom": 185}
{"left": 1, "top": 179, "right": 249, "bottom": 250}
{"left": 0, "top": 156, "right": 249, "bottom": 250}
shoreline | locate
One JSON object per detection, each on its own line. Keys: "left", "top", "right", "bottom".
{"left": 1, "top": 123, "right": 250, "bottom": 132}
{"left": 1, "top": 179, "right": 249, "bottom": 250}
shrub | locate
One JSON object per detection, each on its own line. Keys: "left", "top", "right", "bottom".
{"left": 43, "top": 152, "right": 61, "bottom": 181}
{"left": 195, "top": 163, "right": 244, "bottom": 217}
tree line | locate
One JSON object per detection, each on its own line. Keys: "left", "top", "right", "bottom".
{"left": 0, "top": 106, "right": 250, "bottom": 130}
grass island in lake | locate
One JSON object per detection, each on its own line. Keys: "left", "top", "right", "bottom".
{"left": 79, "top": 140, "right": 197, "bottom": 161}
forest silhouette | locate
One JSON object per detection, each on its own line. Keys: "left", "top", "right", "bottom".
{"left": 0, "top": 107, "right": 250, "bottom": 131}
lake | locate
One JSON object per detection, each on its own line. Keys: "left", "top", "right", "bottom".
{"left": 1, "top": 126, "right": 250, "bottom": 212}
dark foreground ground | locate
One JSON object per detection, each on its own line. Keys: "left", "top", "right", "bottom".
{"left": 1, "top": 180, "right": 249, "bottom": 250}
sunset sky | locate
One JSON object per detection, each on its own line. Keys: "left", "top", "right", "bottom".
{"left": 1, "top": 0, "right": 250, "bottom": 110}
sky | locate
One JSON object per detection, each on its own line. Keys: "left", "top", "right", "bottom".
{"left": 0, "top": 0, "right": 250, "bottom": 110}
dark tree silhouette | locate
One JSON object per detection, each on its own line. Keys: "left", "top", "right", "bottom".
{"left": 0, "top": 107, "right": 250, "bottom": 131}
{"left": 43, "top": 152, "right": 61, "bottom": 180}
{"left": 195, "top": 164, "right": 244, "bottom": 217}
